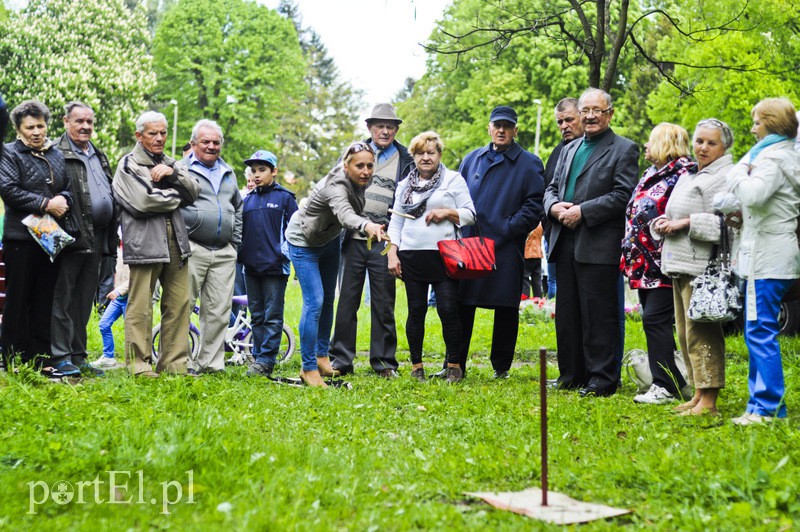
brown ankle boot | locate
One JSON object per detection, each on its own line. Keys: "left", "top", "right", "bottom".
{"left": 300, "top": 369, "right": 328, "bottom": 388}
{"left": 316, "top": 356, "right": 340, "bottom": 377}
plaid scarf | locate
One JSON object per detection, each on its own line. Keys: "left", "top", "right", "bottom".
{"left": 400, "top": 163, "right": 444, "bottom": 219}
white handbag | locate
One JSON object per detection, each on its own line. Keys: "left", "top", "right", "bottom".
{"left": 687, "top": 216, "right": 741, "bottom": 322}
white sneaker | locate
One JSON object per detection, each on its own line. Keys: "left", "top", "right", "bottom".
{"left": 732, "top": 412, "right": 774, "bottom": 426}
{"left": 634, "top": 384, "right": 675, "bottom": 404}
{"left": 90, "top": 356, "right": 125, "bottom": 370}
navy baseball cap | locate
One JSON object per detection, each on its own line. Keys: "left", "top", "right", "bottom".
{"left": 489, "top": 105, "right": 518, "bottom": 125}
{"left": 244, "top": 150, "right": 278, "bottom": 168}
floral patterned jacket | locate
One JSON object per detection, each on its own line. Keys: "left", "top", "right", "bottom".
{"left": 621, "top": 156, "right": 697, "bottom": 289}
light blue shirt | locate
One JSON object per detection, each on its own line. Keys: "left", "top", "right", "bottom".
{"left": 188, "top": 152, "right": 223, "bottom": 193}
{"left": 370, "top": 141, "right": 397, "bottom": 165}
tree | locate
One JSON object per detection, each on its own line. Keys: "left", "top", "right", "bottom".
{"left": 424, "top": 0, "right": 762, "bottom": 96}
{"left": 397, "top": 0, "right": 588, "bottom": 168}
{"left": 646, "top": 0, "right": 800, "bottom": 158}
{"left": 152, "top": 0, "right": 306, "bottom": 173}
{"left": 0, "top": 0, "right": 155, "bottom": 159}
{"left": 274, "top": 0, "right": 363, "bottom": 194}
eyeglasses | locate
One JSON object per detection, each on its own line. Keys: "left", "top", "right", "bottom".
{"left": 346, "top": 141, "right": 375, "bottom": 156}
{"left": 579, "top": 107, "right": 613, "bottom": 116}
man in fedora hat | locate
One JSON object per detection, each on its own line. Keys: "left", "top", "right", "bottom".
{"left": 328, "top": 103, "right": 414, "bottom": 378}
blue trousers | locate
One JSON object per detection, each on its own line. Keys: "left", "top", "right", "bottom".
{"left": 288, "top": 239, "right": 340, "bottom": 371}
{"left": 245, "top": 274, "right": 287, "bottom": 367}
{"left": 99, "top": 295, "right": 128, "bottom": 358}
{"left": 744, "top": 278, "right": 795, "bottom": 418}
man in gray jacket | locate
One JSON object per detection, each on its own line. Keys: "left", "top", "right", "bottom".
{"left": 544, "top": 88, "right": 639, "bottom": 397}
{"left": 180, "top": 120, "right": 243, "bottom": 374}
{"left": 113, "top": 111, "right": 201, "bottom": 377}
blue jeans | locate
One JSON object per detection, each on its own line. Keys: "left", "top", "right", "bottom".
{"left": 288, "top": 239, "right": 340, "bottom": 371}
{"left": 245, "top": 274, "right": 288, "bottom": 367}
{"left": 230, "top": 261, "right": 247, "bottom": 327}
{"left": 99, "top": 295, "right": 128, "bottom": 358}
{"left": 744, "top": 278, "right": 795, "bottom": 418}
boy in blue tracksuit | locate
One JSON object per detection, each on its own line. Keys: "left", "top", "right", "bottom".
{"left": 239, "top": 150, "right": 298, "bottom": 376}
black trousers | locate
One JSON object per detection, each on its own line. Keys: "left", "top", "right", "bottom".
{"left": 638, "top": 287, "right": 685, "bottom": 393}
{"left": 451, "top": 304, "right": 519, "bottom": 373}
{"left": 329, "top": 238, "right": 397, "bottom": 372}
{"left": 1, "top": 240, "right": 61, "bottom": 365}
{"left": 404, "top": 278, "right": 460, "bottom": 365}
{"left": 522, "top": 258, "right": 543, "bottom": 298}
{"left": 52, "top": 228, "right": 105, "bottom": 359}
{"left": 554, "top": 236, "right": 620, "bottom": 390}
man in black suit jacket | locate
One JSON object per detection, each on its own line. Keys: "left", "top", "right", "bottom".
{"left": 543, "top": 88, "right": 639, "bottom": 397}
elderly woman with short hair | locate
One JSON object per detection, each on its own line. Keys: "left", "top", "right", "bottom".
{"left": 652, "top": 118, "right": 735, "bottom": 416}
{"left": 0, "top": 100, "right": 74, "bottom": 376}
{"left": 387, "top": 131, "right": 475, "bottom": 383}
{"left": 622, "top": 123, "right": 695, "bottom": 405}
{"left": 726, "top": 98, "right": 800, "bottom": 425}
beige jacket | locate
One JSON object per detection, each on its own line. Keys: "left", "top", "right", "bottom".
{"left": 654, "top": 154, "right": 732, "bottom": 277}
{"left": 285, "top": 172, "right": 370, "bottom": 247}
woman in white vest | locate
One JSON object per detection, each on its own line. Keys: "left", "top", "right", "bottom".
{"left": 387, "top": 131, "right": 475, "bottom": 383}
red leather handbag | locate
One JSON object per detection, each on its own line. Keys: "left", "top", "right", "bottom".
{"left": 437, "top": 226, "right": 496, "bottom": 280}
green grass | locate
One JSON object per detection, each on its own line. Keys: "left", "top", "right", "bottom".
{"left": 2, "top": 280, "right": 800, "bottom": 530}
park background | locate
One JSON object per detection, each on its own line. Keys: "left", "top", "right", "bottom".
{"left": 1, "top": 0, "right": 800, "bottom": 529}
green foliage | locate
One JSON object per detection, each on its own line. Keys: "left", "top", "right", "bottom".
{"left": 152, "top": 0, "right": 306, "bottom": 176}
{"left": 2, "top": 280, "right": 800, "bottom": 528}
{"left": 273, "top": 0, "right": 363, "bottom": 195}
{"left": 0, "top": 0, "right": 155, "bottom": 160}
{"left": 646, "top": 0, "right": 800, "bottom": 158}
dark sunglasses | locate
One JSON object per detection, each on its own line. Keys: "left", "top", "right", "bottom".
{"left": 346, "top": 141, "right": 375, "bottom": 156}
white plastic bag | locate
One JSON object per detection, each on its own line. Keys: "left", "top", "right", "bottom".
{"left": 22, "top": 213, "right": 75, "bottom": 261}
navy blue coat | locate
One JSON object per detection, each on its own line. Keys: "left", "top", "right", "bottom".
{"left": 239, "top": 182, "right": 298, "bottom": 276}
{"left": 458, "top": 142, "right": 545, "bottom": 307}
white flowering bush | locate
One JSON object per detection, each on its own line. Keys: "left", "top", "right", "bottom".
{"left": 0, "top": 0, "right": 156, "bottom": 161}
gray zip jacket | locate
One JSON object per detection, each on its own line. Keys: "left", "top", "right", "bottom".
{"left": 285, "top": 172, "right": 370, "bottom": 247}
{"left": 180, "top": 154, "right": 242, "bottom": 250}
{"left": 112, "top": 142, "right": 201, "bottom": 264}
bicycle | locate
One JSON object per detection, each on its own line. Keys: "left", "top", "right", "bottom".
{"left": 151, "top": 294, "right": 296, "bottom": 365}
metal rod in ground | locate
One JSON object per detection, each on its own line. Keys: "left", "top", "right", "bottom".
{"left": 539, "top": 346, "right": 548, "bottom": 506}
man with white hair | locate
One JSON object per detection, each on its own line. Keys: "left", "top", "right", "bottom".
{"left": 112, "top": 111, "right": 201, "bottom": 377}
{"left": 180, "top": 119, "right": 242, "bottom": 374}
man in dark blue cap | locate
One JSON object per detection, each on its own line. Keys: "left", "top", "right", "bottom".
{"left": 443, "top": 105, "right": 545, "bottom": 381}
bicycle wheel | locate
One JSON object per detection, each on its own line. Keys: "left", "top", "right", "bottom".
{"left": 151, "top": 323, "right": 201, "bottom": 364}
{"left": 277, "top": 324, "right": 296, "bottom": 364}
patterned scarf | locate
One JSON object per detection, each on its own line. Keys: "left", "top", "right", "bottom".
{"left": 401, "top": 163, "right": 445, "bottom": 219}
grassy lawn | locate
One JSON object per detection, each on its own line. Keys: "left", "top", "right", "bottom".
{"left": 1, "top": 279, "right": 799, "bottom": 530}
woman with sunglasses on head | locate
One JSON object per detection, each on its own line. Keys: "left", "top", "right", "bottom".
{"left": 386, "top": 131, "right": 475, "bottom": 383}
{"left": 285, "top": 141, "right": 385, "bottom": 387}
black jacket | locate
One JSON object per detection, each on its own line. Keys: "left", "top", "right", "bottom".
{"left": 0, "top": 139, "right": 72, "bottom": 242}
{"left": 56, "top": 134, "right": 119, "bottom": 254}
